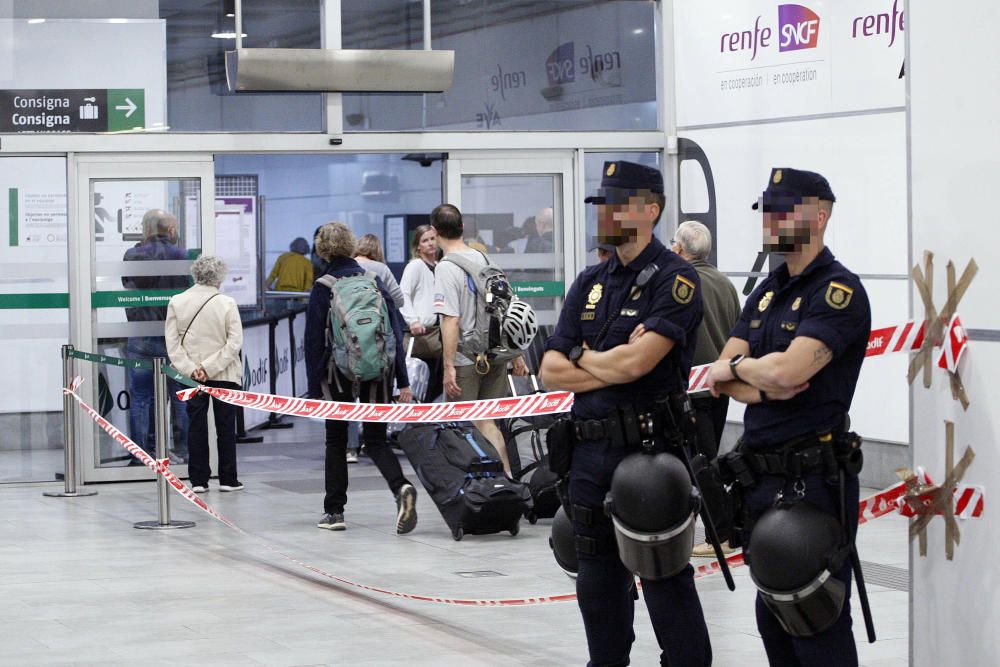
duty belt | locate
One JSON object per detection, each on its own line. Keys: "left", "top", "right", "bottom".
{"left": 573, "top": 401, "right": 673, "bottom": 449}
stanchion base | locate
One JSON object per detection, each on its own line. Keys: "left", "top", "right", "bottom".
{"left": 133, "top": 520, "right": 196, "bottom": 530}
{"left": 43, "top": 489, "right": 99, "bottom": 497}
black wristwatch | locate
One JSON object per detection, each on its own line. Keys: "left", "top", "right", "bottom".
{"left": 568, "top": 345, "right": 585, "bottom": 367}
{"left": 728, "top": 354, "right": 746, "bottom": 382}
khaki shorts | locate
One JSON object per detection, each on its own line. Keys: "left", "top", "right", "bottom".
{"left": 453, "top": 362, "right": 508, "bottom": 402}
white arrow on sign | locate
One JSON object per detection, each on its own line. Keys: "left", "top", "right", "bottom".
{"left": 114, "top": 98, "right": 137, "bottom": 118}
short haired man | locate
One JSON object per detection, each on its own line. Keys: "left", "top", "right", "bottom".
{"left": 431, "top": 204, "right": 527, "bottom": 474}
{"left": 708, "top": 168, "right": 871, "bottom": 666}
{"left": 540, "top": 162, "right": 711, "bottom": 666}
{"left": 671, "top": 221, "right": 741, "bottom": 557}
{"left": 122, "top": 209, "right": 191, "bottom": 463}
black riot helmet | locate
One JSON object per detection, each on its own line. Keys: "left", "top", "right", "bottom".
{"left": 604, "top": 452, "right": 700, "bottom": 580}
{"left": 549, "top": 506, "right": 578, "bottom": 579}
{"left": 748, "top": 502, "right": 850, "bottom": 637}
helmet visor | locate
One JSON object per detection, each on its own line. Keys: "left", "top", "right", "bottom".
{"left": 754, "top": 569, "right": 847, "bottom": 637}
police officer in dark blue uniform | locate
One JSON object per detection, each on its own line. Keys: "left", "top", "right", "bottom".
{"left": 541, "top": 161, "right": 711, "bottom": 667}
{"left": 707, "top": 168, "right": 872, "bottom": 667}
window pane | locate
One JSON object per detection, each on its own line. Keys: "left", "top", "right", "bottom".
{"left": 162, "top": 0, "right": 323, "bottom": 132}
{"left": 0, "top": 157, "right": 69, "bottom": 483}
{"left": 344, "top": 0, "right": 657, "bottom": 132}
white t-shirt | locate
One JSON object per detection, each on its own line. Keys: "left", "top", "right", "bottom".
{"left": 400, "top": 258, "right": 438, "bottom": 327}
{"left": 434, "top": 249, "right": 487, "bottom": 366}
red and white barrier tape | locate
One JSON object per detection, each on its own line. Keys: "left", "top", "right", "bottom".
{"left": 895, "top": 467, "right": 985, "bottom": 519}
{"left": 175, "top": 315, "right": 965, "bottom": 419}
{"left": 62, "top": 376, "right": 919, "bottom": 607}
{"left": 177, "top": 384, "right": 575, "bottom": 423}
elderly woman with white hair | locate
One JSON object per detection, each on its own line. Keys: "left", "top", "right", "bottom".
{"left": 165, "top": 255, "right": 245, "bottom": 493}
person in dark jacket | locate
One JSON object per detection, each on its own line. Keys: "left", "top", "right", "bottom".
{"left": 671, "top": 220, "right": 741, "bottom": 558}
{"left": 304, "top": 221, "right": 419, "bottom": 534}
{"left": 121, "top": 209, "right": 191, "bottom": 463}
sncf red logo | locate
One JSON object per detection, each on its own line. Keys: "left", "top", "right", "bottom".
{"left": 778, "top": 4, "right": 821, "bottom": 52}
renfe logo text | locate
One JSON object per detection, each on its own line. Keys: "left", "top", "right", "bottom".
{"left": 720, "top": 4, "right": 821, "bottom": 60}
{"left": 852, "top": 0, "right": 904, "bottom": 48}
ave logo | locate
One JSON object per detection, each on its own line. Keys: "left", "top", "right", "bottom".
{"left": 778, "top": 4, "right": 821, "bottom": 52}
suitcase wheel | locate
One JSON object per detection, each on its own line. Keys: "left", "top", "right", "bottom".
{"left": 452, "top": 527, "right": 464, "bottom": 541}
{"left": 509, "top": 522, "right": 520, "bottom": 537}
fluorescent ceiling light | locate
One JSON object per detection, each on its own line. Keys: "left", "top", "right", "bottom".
{"left": 27, "top": 18, "right": 45, "bottom": 24}
{"left": 212, "top": 31, "right": 248, "bottom": 39}
{"left": 633, "top": 28, "right": 644, "bottom": 35}
{"left": 108, "top": 18, "right": 128, "bottom": 24}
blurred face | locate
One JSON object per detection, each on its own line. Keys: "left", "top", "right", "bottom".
{"left": 761, "top": 196, "right": 822, "bottom": 253}
{"left": 596, "top": 192, "right": 658, "bottom": 246}
{"left": 418, "top": 228, "right": 438, "bottom": 259}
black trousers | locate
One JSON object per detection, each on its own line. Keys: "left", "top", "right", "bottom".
{"left": 324, "top": 381, "right": 410, "bottom": 515}
{"left": 691, "top": 394, "right": 730, "bottom": 461}
{"left": 186, "top": 380, "right": 240, "bottom": 487}
{"left": 568, "top": 437, "right": 712, "bottom": 667}
{"left": 745, "top": 472, "right": 861, "bottom": 667}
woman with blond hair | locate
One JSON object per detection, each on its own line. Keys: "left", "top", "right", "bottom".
{"left": 399, "top": 224, "right": 443, "bottom": 401}
{"left": 354, "top": 233, "right": 404, "bottom": 308}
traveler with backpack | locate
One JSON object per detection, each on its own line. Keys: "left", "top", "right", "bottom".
{"left": 304, "top": 222, "right": 418, "bottom": 534}
{"left": 431, "top": 204, "right": 537, "bottom": 475}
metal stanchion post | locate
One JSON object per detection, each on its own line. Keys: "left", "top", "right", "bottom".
{"left": 135, "top": 358, "right": 194, "bottom": 530}
{"left": 45, "top": 344, "right": 97, "bottom": 498}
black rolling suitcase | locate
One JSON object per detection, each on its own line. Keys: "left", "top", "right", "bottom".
{"left": 500, "top": 375, "right": 562, "bottom": 523}
{"left": 398, "top": 423, "right": 531, "bottom": 541}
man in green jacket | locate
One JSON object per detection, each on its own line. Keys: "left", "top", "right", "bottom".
{"left": 672, "top": 221, "right": 741, "bottom": 557}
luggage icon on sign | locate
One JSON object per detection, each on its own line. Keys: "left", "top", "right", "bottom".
{"left": 79, "top": 97, "right": 99, "bottom": 120}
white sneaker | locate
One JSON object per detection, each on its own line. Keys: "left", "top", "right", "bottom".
{"left": 191, "top": 485, "right": 208, "bottom": 494}
{"left": 346, "top": 449, "right": 359, "bottom": 464}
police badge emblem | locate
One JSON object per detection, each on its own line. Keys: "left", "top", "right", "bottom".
{"left": 672, "top": 275, "right": 695, "bottom": 305}
{"left": 792, "top": 296, "right": 802, "bottom": 311}
{"left": 586, "top": 283, "right": 603, "bottom": 309}
{"left": 773, "top": 169, "right": 783, "bottom": 184}
{"left": 825, "top": 282, "right": 854, "bottom": 310}
{"left": 606, "top": 163, "right": 617, "bottom": 177}
{"left": 758, "top": 290, "right": 774, "bottom": 312}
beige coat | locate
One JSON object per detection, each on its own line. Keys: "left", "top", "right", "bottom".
{"left": 165, "top": 284, "right": 243, "bottom": 384}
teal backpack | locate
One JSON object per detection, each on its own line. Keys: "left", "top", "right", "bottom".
{"left": 316, "top": 272, "right": 396, "bottom": 398}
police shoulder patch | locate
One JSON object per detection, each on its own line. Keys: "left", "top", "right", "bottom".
{"left": 824, "top": 281, "right": 854, "bottom": 310}
{"left": 672, "top": 274, "right": 696, "bottom": 305}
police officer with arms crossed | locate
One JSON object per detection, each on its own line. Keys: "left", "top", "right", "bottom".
{"left": 707, "top": 168, "right": 871, "bottom": 667}
{"left": 541, "top": 161, "right": 711, "bottom": 667}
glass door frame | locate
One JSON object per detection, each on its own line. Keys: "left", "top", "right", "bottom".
{"left": 69, "top": 153, "right": 215, "bottom": 483}
{"left": 444, "top": 151, "right": 578, "bottom": 313}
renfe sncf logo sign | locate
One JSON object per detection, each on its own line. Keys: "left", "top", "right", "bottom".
{"left": 720, "top": 4, "right": 821, "bottom": 60}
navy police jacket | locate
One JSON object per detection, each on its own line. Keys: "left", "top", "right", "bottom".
{"left": 304, "top": 257, "right": 409, "bottom": 399}
{"left": 546, "top": 237, "right": 703, "bottom": 420}
{"left": 733, "top": 247, "right": 871, "bottom": 449}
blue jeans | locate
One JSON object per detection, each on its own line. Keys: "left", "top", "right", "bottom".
{"left": 568, "top": 437, "right": 712, "bottom": 667}
{"left": 126, "top": 337, "right": 189, "bottom": 459}
{"left": 744, "top": 472, "right": 861, "bottom": 667}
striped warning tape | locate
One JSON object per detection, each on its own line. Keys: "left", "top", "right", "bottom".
{"left": 63, "top": 376, "right": 914, "bottom": 608}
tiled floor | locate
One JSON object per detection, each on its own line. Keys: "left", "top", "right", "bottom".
{"left": 1, "top": 420, "right": 909, "bottom": 666}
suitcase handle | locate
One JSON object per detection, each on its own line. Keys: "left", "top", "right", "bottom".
{"left": 507, "top": 372, "right": 542, "bottom": 397}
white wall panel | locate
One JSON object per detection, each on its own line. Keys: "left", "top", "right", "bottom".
{"left": 908, "top": 0, "right": 1000, "bottom": 664}
{"left": 679, "top": 112, "right": 908, "bottom": 277}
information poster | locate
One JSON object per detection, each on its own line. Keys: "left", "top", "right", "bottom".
{"left": 215, "top": 196, "right": 258, "bottom": 308}
{"left": 274, "top": 319, "right": 293, "bottom": 398}
{"left": 241, "top": 324, "right": 270, "bottom": 430}
{"left": 291, "top": 312, "right": 307, "bottom": 397}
